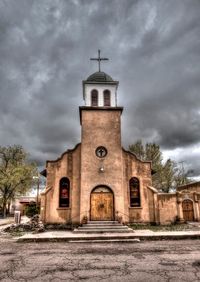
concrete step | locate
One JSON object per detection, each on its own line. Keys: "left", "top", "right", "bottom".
{"left": 87, "top": 221, "right": 120, "bottom": 224}
{"left": 78, "top": 226, "right": 128, "bottom": 231}
{"left": 73, "top": 228, "right": 133, "bottom": 234}
{"left": 81, "top": 224, "right": 126, "bottom": 229}
{"left": 69, "top": 239, "right": 140, "bottom": 243}
{"left": 73, "top": 220, "right": 133, "bottom": 234}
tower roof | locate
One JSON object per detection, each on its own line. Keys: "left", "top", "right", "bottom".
{"left": 86, "top": 71, "right": 113, "bottom": 82}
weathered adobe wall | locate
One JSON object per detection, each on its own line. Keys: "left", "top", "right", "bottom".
{"left": 80, "top": 109, "right": 125, "bottom": 222}
{"left": 41, "top": 144, "right": 81, "bottom": 224}
{"left": 158, "top": 193, "right": 178, "bottom": 224}
{"left": 122, "top": 150, "right": 153, "bottom": 223}
{"left": 177, "top": 191, "right": 200, "bottom": 222}
{"left": 70, "top": 145, "right": 81, "bottom": 224}
{"left": 147, "top": 187, "right": 157, "bottom": 223}
{"left": 177, "top": 183, "right": 200, "bottom": 193}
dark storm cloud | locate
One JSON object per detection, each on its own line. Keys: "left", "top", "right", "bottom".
{"left": 0, "top": 0, "right": 200, "bottom": 178}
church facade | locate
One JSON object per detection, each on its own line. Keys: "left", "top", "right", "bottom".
{"left": 40, "top": 67, "right": 200, "bottom": 225}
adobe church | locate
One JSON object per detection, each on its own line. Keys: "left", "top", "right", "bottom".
{"left": 40, "top": 52, "right": 200, "bottom": 225}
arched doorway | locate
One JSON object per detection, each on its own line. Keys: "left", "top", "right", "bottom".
{"left": 90, "top": 186, "right": 114, "bottom": 221}
{"left": 182, "top": 199, "right": 194, "bottom": 221}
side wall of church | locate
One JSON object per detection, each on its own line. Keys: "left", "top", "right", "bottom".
{"left": 157, "top": 194, "right": 178, "bottom": 224}
{"left": 147, "top": 187, "right": 158, "bottom": 223}
{"left": 40, "top": 144, "right": 81, "bottom": 224}
{"left": 122, "top": 150, "right": 153, "bottom": 223}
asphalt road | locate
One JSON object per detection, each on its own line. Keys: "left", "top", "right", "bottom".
{"left": 0, "top": 237, "right": 200, "bottom": 281}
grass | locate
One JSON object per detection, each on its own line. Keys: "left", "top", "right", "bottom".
{"left": 128, "top": 223, "right": 200, "bottom": 232}
{"left": 44, "top": 223, "right": 77, "bottom": 230}
{"left": 9, "top": 231, "right": 27, "bottom": 237}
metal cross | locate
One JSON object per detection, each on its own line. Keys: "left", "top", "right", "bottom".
{"left": 98, "top": 148, "right": 105, "bottom": 157}
{"left": 90, "top": 50, "right": 109, "bottom": 72}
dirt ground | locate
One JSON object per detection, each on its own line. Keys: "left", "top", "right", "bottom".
{"left": 0, "top": 236, "right": 200, "bottom": 281}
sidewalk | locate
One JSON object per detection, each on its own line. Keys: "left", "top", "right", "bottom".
{"left": 0, "top": 217, "right": 14, "bottom": 226}
{"left": 1, "top": 218, "right": 200, "bottom": 242}
{"left": 0, "top": 216, "right": 29, "bottom": 227}
{"left": 17, "top": 229, "right": 200, "bottom": 242}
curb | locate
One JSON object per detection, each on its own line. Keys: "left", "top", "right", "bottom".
{"left": 17, "top": 233, "right": 200, "bottom": 243}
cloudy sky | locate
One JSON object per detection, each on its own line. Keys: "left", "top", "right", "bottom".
{"left": 0, "top": 0, "right": 200, "bottom": 179}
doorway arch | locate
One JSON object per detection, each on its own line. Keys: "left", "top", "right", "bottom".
{"left": 182, "top": 199, "right": 194, "bottom": 221}
{"left": 90, "top": 186, "right": 114, "bottom": 221}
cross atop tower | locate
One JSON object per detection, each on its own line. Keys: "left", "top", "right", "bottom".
{"left": 90, "top": 50, "right": 109, "bottom": 72}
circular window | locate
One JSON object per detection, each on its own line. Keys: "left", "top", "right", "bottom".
{"left": 95, "top": 146, "right": 107, "bottom": 158}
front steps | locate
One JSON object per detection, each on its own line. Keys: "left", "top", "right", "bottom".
{"left": 73, "top": 221, "right": 133, "bottom": 234}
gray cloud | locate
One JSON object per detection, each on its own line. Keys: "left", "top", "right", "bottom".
{"left": 0, "top": 0, "right": 200, "bottom": 178}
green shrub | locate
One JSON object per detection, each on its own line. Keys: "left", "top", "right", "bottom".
{"left": 25, "top": 201, "right": 39, "bottom": 217}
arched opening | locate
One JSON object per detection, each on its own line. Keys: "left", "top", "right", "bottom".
{"left": 90, "top": 186, "right": 114, "bottom": 221}
{"left": 59, "top": 177, "right": 70, "bottom": 207}
{"left": 103, "top": 90, "right": 111, "bottom": 106}
{"left": 182, "top": 199, "right": 194, "bottom": 221}
{"left": 129, "top": 177, "right": 140, "bottom": 207}
{"left": 91, "top": 89, "right": 98, "bottom": 106}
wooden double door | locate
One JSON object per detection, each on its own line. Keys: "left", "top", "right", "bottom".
{"left": 90, "top": 187, "right": 114, "bottom": 221}
{"left": 182, "top": 199, "right": 194, "bottom": 221}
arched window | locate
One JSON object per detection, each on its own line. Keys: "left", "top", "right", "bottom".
{"left": 91, "top": 89, "right": 98, "bottom": 106}
{"left": 103, "top": 90, "right": 111, "bottom": 106}
{"left": 129, "top": 177, "right": 140, "bottom": 207}
{"left": 59, "top": 177, "right": 70, "bottom": 207}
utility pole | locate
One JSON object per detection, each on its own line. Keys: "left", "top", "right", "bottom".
{"left": 33, "top": 173, "right": 40, "bottom": 208}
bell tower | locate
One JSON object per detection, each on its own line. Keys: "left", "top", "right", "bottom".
{"left": 82, "top": 50, "right": 118, "bottom": 107}
{"left": 79, "top": 51, "right": 124, "bottom": 222}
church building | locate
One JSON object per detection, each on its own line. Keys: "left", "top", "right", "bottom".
{"left": 40, "top": 52, "right": 200, "bottom": 225}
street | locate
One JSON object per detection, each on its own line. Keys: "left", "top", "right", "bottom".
{"left": 0, "top": 237, "right": 200, "bottom": 281}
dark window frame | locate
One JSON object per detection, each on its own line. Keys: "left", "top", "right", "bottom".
{"left": 129, "top": 177, "right": 140, "bottom": 207}
{"left": 103, "top": 90, "right": 111, "bottom": 106}
{"left": 91, "top": 89, "right": 98, "bottom": 106}
{"left": 59, "top": 177, "right": 70, "bottom": 208}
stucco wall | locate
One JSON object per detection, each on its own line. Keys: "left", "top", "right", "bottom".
{"left": 80, "top": 108, "right": 125, "bottom": 221}
{"left": 84, "top": 84, "right": 117, "bottom": 107}
{"left": 41, "top": 144, "right": 81, "bottom": 224}
{"left": 177, "top": 182, "right": 200, "bottom": 193}
{"left": 158, "top": 193, "right": 178, "bottom": 224}
{"left": 147, "top": 187, "right": 157, "bottom": 223}
{"left": 122, "top": 150, "right": 152, "bottom": 223}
